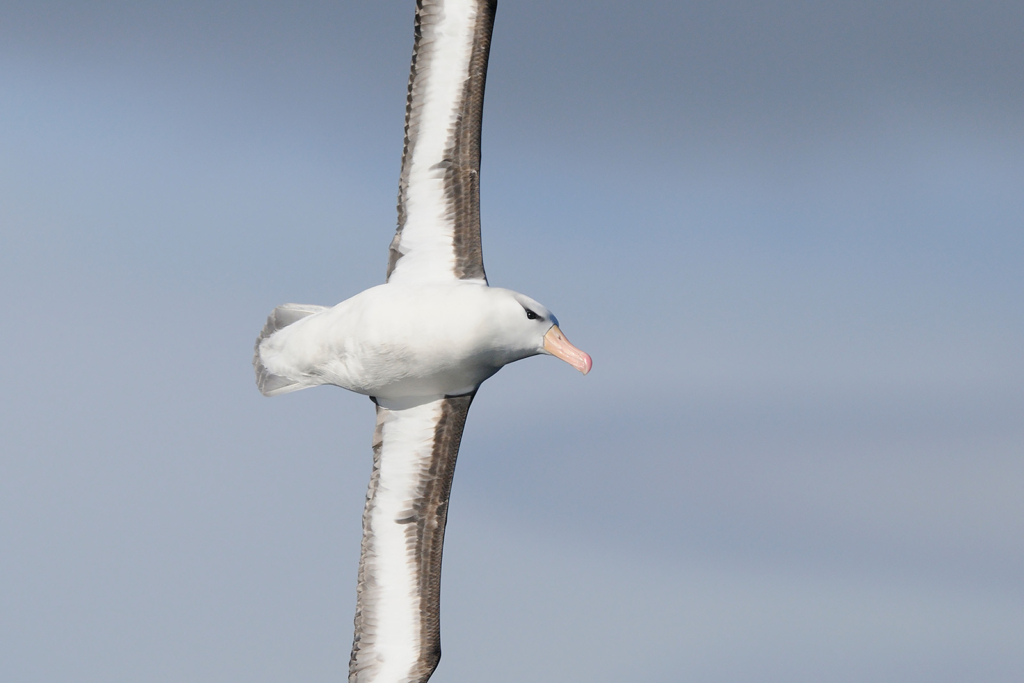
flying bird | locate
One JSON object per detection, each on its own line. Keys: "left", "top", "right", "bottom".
{"left": 253, "top": 1, "right": 591, "bottom": 681}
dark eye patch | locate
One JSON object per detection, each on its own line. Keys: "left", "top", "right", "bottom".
{"left": 525, "top": 308, "right": 540, "bottom": 320}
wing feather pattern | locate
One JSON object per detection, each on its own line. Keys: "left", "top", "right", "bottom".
{"left": 387, "top": 0, "right": 497, "bottom": 285}
{"left": 349, "top": 394, "right": 475, "bottom": 683}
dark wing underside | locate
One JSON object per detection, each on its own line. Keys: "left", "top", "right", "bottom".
{"left": 386, "top": 0, "right": 497, "bottom": 285}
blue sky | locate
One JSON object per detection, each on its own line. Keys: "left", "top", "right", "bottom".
{"left": 2, "top": 2, "right": 1022, "bottom": 681}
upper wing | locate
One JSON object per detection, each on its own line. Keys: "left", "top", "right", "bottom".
{"left": 386, "top": 0, "right": 497, "bottom": 285}
{"left": 349, "top": 394, "right": 475, "bottom": 683}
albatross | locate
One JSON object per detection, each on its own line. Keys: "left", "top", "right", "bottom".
{"left": 253, "top": 1, "right": 591, "bottom": 681}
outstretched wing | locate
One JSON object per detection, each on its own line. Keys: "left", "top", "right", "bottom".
{"left": 349, "top": 394, "right": 475, "bottom": 683}
{"left": 386, "top": 0, "right": 497, "bottom": 285}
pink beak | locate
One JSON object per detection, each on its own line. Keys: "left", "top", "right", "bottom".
{"left": 543, "top": 326, "right": 592, "bottom": 375}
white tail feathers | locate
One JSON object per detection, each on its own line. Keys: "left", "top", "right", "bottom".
{"left": 253, "top": 303, "right": 328, "bottom": 396}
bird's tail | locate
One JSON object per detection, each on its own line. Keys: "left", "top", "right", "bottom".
{"left": 253, "top": 303, "right": 328, "bottom": 396}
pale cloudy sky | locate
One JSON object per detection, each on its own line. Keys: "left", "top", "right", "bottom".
{"left": 2, "top": 2, "right": 1022, "bottom": 681}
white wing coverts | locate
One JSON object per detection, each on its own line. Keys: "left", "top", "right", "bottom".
{"left": 387, "top": 0, "right": 496, "bottom": 285}
{"left": 350, "top": 395, "right": 474, "bottom": 682}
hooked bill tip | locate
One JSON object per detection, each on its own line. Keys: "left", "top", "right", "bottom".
{"left": 543, "top": 326, "right": 592, "bottom": 375}
{"left": 580, "top": 352, "right": 593, "bottom": 375}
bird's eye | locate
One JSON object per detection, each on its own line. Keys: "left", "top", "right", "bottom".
{"left": 525, "top": 309, "right": 540, "bottom": 320}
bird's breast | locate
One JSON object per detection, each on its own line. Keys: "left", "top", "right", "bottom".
{"left": 316, "top": 286, "right": 503, "bottom": 399}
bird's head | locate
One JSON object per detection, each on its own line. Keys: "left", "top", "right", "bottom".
{"left": 488, "top": 289, "right": 592, "bottom": 374}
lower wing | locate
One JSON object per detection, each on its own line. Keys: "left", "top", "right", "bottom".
{"left": 349, "top": 393, "right": 475, "bottom": 683}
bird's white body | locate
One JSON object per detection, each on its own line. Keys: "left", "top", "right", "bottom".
{"left": 257, "top": 284, "right": 555, "bottom": 402}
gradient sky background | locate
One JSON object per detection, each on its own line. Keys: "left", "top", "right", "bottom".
{"left": 2, "top": 2, "right": 1023, "bottom": 681}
